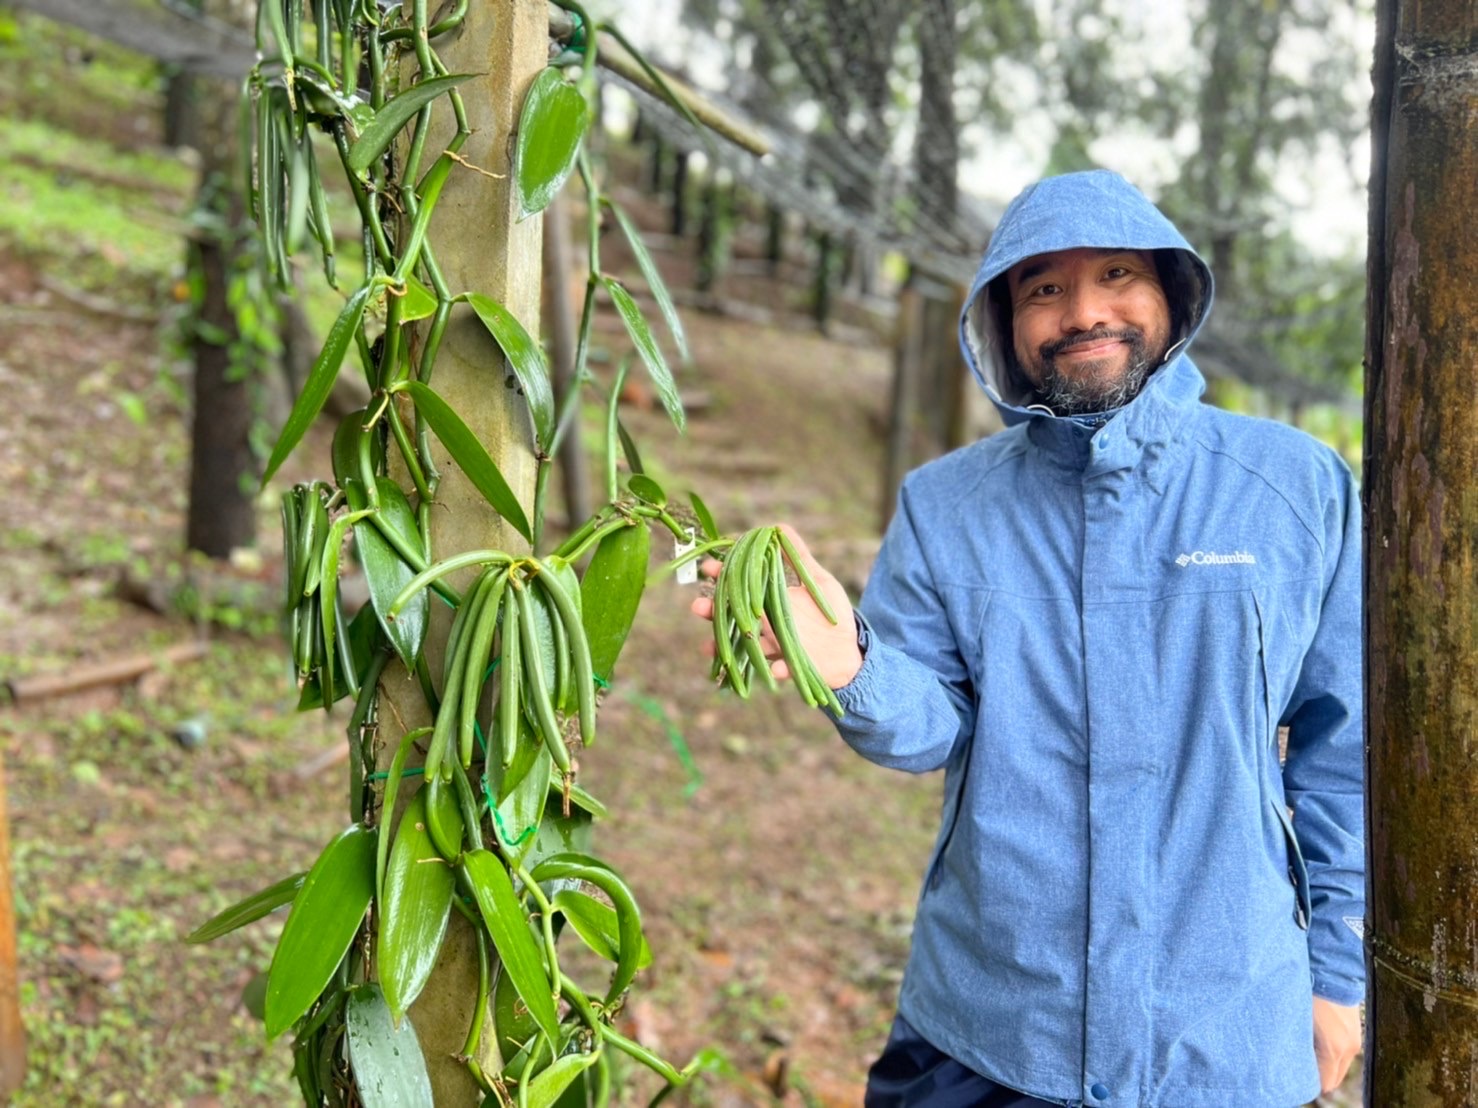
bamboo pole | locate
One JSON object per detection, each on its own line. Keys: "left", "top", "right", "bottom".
{"left": 376, "top": 3, "right": 547, "bottom": 1102}
{"left": 1363, "top": 0, "right": 1478, "bottom": 1102}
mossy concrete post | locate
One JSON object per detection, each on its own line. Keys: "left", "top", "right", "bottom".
{"left": 375, "top": 1, "right": 547, "bottom": 1102}
{"left": 1364, "top": 0, "right": 1478, "bottom": 1102}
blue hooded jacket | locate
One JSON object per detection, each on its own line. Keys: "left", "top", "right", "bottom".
{"left": 833, "top": 171, "right": 1364, "bottom": 1107}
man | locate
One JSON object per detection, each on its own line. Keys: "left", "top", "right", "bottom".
{"left": 693, "top": 171, "right": 1364, "bottom": 1106}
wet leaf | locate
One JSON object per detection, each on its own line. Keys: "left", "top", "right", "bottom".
{"left": 355, "top": 480, "right": 429, "bottom": 669}
{"left": 603, "top": 277, "right": 684, "bottom": 433}
{"left": 265, "top": 825, "right": 375, "bottom": 1040}
{"left": 401, "top": 382, "right": 531, "bottom": 542}
{"left": 466, "top": 293, "right": 553, "bottom": 450}
{"left": 187, "top": 871, "right": 306, "bottom": 944}
{"left": 345, "top": 983, "right": 435, "bottom": 1107}
{"left": 579, "top": 523, "right": 650, "bottom": 682}
{"left": 461, "top": 849, "right": 559, "bottom": 1046}
{"left": 514, "top": 67, "right": 590, "bottom": 220}
{"left": 378, "top": 792, "right": 455, "bottom": 1022}
{"left": 262, "top": 282, "right": 372, "bottom": 486}
{"left": 346, "top": 73, "right": 477, "bottom": 174}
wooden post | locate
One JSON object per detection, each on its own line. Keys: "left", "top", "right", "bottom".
{"left": 813, "top": 230, "right": 835, "bottom": 333}
{"left": 378, "top": 3, "right": 547, "bottom": 1102}
{"left": 670, "top": 149, "right": 689, "bottom": 237}
{"left": 697, "top": 173, "right": 723, "bottom": 293}
{"left": 648, "top": 132, "right": 667, "bottom": 194}
{"left": 1364, "top": 0, "right": 1478, "bottom": 1103}
{"left": 0, "top": 752, "right": 26, "bottom": 1098}
{"left": 882, "top": 274, "right": 924, "bottom": 530}
{"left": 765, "top": 203, "right": 784, "bottom": 274}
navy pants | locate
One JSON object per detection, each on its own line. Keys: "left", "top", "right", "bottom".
{"left": 864, "top": 1017, "right": 1066, "bottom": 1108}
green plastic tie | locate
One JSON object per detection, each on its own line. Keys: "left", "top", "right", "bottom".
{"left": 628, "top": 692, "right": 702, "bottom": 799}
{"left": 367, "top": 765, "right": 425, "bottom": 782}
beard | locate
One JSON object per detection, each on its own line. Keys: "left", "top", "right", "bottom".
{"left": 1013, "top": 326, "right": 1169, "bottom": 416}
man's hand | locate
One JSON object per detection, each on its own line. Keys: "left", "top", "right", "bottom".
{"left": 689, "top": 525, "right": 863, "bottom": 690}
{"left": 1312, "top": 996, "right": 1362, "bottom": 1095}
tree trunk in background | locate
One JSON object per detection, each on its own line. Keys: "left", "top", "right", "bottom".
{"left": 185, "top": 87, "right": 257, "bottom": 558}
{"left": 671, "top": 149, "right": 689, "bottom": 237}
{"left": 1364, "top": 0, "right": 1478, "bottom": 1102}
{"left": 913, "top": 0, "right": 958, "bottom": 239}
{"left": 1188, "top": 0, "right": 1282, "bottom": 298}
{"left": 162, "top": 67, "right": 200, "bottom": 149}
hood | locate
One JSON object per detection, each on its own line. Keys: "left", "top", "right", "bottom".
{"left": 959, "top": 170, "right": 1214, "bottom": 425}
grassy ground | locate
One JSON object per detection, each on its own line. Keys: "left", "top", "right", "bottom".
{"left": 0, "top": 11, "right": 1359, "bottom": 1107}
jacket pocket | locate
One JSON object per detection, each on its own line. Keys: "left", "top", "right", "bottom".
{"left": 1254, "top": 591, "right": 1310, "bottom": 932}
{"left": 1272, "top": 800, "right": 1312, "bottom": 931}
{"left": 924, "top": 748, "right": 971, "bottom": 892}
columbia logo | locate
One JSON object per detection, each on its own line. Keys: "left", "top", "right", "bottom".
{"left": 1175, "top": 551, "right": 1256, "bottom": 567}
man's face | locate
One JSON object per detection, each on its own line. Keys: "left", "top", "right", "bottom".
{"left": 1005, "top": 247, "right": 1173, "bottom": 415}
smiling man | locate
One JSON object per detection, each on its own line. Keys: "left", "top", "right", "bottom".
{"left": 1003, "top": 246, "right": 1172, "bottom": 416}
{"left": 694, "top": 170, "right": 1365, "bottom": 1106}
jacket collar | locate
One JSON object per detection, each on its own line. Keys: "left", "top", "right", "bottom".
{"left": 1024, "top": 354, "right": 1206, "bottom": 487}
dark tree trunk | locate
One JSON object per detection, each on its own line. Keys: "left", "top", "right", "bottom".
{"left": 1364, "top": 0, "right": 1478, "bottom": 1103}
{"left": 1190, "top": 1, "right": 1282, "bottom": 297}
{"left": 671, "top": 150, "right": 689, "bottom": 237}
{"left": 648, "top": 133, "right": 667, "bottom": 194}
{"left": 162, "top": 67, "right": 200, "bottom": 148}
{"left": 185, "top": 87, "right": 257, "bottom": 558}
{"left": 812, "top": 230, "right": 835, "bottom": 332}
{"left": 913, "top": 0, "right": 959, "bottom": 237}
{"left": 766, "top": 204, "right": 784, "bottom": 273}
{"left": 187, "top": 215, "right": 256, "bottom": 556}
{"left": 697, "top": 175, "right": 725, "bottom": 293}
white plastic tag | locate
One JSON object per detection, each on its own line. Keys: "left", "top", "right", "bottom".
{"left": 674, "top": 529, "right": 698, "bottom": 586}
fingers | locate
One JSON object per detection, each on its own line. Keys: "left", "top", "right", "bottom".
{"left": 699, "top": 556, "right": 723, "bottom": 581}
{"left": 690, "top": 595, "right": 714, "bottom": 620}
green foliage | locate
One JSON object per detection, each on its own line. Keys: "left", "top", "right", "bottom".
{"left": 190, "top": 3, "right": 768, "bottom": 1104}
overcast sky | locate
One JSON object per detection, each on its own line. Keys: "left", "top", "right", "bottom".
{"left": 608, "top": 0, "right": 1375, "bottom": 260}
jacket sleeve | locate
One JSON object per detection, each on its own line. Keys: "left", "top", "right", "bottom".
{"left": 832, "top": 482, "right": 975, "bottom": 773}
{"left": 1281, "top": 459, "right": 1365, "bottom": 1006}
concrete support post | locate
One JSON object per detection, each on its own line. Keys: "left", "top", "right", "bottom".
{"left": 375, "top": 2, "right": 547, "bottom": 1103}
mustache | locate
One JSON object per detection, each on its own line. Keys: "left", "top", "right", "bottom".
{"left": 1041, "top": 327, "right": 1142, "bottom": 358}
